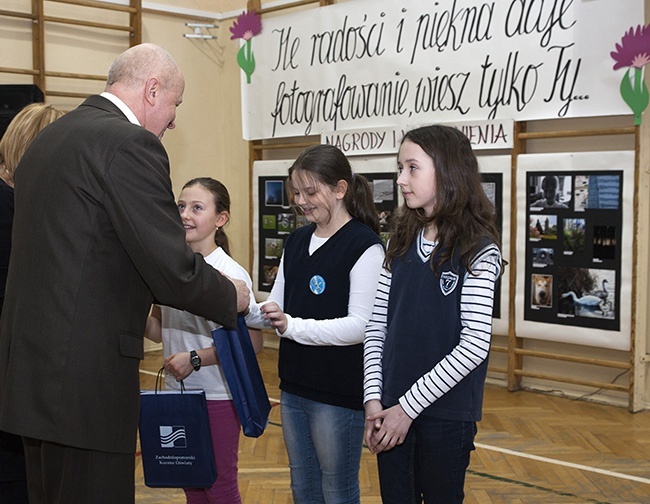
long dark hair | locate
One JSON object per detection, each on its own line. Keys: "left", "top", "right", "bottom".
{"left": 287, "top": 144, "right": 380, "bottom": 235}
{"left": 182, "top": 177, "right": 231, "bottom": 256}
{"left": 386, "top": 125, "right": 501, "bottom": 274}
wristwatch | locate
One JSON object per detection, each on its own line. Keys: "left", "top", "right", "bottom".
{"left": 189, "top": 350, "right": 201, "bottom": 371}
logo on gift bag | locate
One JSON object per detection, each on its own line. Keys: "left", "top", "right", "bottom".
{"left": 159, "top": 425, "right": 187, "bottom": 448}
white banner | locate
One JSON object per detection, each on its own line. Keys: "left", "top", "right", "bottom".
{"left": 240, "top": 0, "right": 643, "bottom": 140}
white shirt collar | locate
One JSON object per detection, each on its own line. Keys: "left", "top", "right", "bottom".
{"left": 100, "top": 92, "right": 141, "bottom": 126}
{"left": 417, "top": 228, "right": 437, "bottom": 262}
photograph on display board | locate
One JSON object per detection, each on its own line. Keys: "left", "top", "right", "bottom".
{"left": 367, "top": 174, "right": 397, "bottom": 245}
{"left": 523, "top": 171, "right": 622, "bottom": 331}
{"left": 593, "top": 225, "right": 617, "bottom": 260}
{"left": 482, "top": 182, "right": 496, "bottom": 208}
{"left": 574, "top": 174, "right": 621, "bottom": 211}
{"left": 264, "top": 238, "right": 283, "bottom": 260}
{"left": 530, "top": 174, "right": 573, "bottom": 209}
{"left": 529, "top": 215, "right": 558, "bottom": 240}
{"left": 262, "top": 214, "right": 276, "bottom": 230}
{"left": 263, "top": 264, "right": 279, "bottom": 286}
{"left": 557, "top": 267, "right": 616, "bottom": 321}
{"left": 531, "top": 273, "right": 553, "bottom": 309}
{"left": 532, "top": 247, "right": 554, "bottom": 268}
{"left": 563, "top": 218, "right": 586, "bottom": 254}
{"left": 277, "top": 213, "right": 295, "bottom": 234}
{"left": 265, "top": 180, "right": 287, "bottom": 206}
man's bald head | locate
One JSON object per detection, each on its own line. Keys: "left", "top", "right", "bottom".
{"left": 105, "top": 43, "right": 181, "bottom": 92}
{"left": 104, "top": 43, "right": 185, "bottom": 139}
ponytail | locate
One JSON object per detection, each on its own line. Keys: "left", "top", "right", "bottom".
{"left": 215, "top": 227, "right": 231, "bottom": 256}
{"left": 345, "top": 174, "right": 380, "bottom": 235}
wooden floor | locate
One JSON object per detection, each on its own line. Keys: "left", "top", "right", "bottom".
{"left": 137, "top": 347, "right": 650, "bottom": 503}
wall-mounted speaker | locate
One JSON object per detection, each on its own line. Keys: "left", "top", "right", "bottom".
{"left": 0, "top": 85, "right": 45, "bottom": 140}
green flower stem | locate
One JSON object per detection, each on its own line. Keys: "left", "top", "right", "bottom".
{"left": 634, "top": 68, "right": 643, "bottom": 125}
{"left": 620, "top": 67, "right": 649, "bottom": 126}
{"left": 236, "top": 40, "right": 255, "bottom": 84}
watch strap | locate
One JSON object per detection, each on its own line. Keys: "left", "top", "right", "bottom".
{"left": 190, "top": 349, "right": 201, "bottom": 371}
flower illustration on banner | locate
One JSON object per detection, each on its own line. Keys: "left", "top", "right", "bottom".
{"left": 610, "top": 24, "right": 650, "bottom": 125}
{"left": 230, "top": 10, "right": 262, "bottom": 84}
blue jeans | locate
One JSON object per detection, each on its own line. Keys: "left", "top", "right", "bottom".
{"left": 376, "top": 416, "right": 477, "bottom": 504}
{"left": 280, "top": 391, "right": 364, "bottom": 504}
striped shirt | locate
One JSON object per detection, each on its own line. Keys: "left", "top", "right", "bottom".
{"left": 363, "top": 230, "right": 502, "bottom": 420}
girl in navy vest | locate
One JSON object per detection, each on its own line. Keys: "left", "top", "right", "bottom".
{"left": 363, "top": 125, "right": 503, "bottom": 503}
{"left": 248, "top": 144, "right": 384, "bottom": 503}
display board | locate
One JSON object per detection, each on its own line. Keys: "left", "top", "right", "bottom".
{"left": 477, "top": 155, "right": 511, "bottom": 336}
{"left": 515, "top": 151, "right": 634, "bottom": 351}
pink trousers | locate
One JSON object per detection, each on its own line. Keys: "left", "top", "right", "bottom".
{"left": 184, "top": 400, "right": 242, "bottom": 504}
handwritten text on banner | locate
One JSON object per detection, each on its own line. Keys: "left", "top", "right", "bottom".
{"left": 240, "top": 0, "right": 643, "bottom": 140}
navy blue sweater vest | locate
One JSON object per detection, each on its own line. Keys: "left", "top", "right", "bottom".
{"left": 279, "top": 219, "right": 381, "bottom": 410}
{"left": 382, "top": 240, "right": 488, "bottom": 421}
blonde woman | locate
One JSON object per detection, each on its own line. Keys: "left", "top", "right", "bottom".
{"left": 0, "top": 101, "right": 63, "bottom": 503}
{"left": 0, "top": 103, "right": 64, "bottom": 188}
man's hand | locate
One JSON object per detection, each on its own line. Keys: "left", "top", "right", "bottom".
{"left": 229, "top": 277, "right": 250, "bottom": 313}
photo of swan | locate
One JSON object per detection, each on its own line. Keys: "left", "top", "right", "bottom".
{"left": 557, "top": 267, "right": 615, "bottom": 319}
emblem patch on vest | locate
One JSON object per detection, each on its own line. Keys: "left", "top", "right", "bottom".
{"left": 440, "top": 271, "right": 459, "bottom": 296}
{"left": 309, "top": 275, "right": 326, "bottom": 295}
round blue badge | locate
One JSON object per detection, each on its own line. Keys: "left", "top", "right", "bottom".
{"left": 309, "top": 275, "right": 326, "bottom": 295}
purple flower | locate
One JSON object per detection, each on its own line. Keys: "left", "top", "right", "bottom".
{"left": 611, "top": 24, "right": 650, "bottom": 70}
{"left": 230, "top": 10, "right": 262, "bottom": 41}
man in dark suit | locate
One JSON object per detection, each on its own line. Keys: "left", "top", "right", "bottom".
{"left": 0, "top": 43, "right": 250, "bottom": 503}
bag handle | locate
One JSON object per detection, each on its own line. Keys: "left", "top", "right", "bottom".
{"left": 155, "top": 366, "right": 185, "bottom": 394}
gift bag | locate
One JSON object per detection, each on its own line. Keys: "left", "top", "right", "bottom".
{"left": 212, "top": 315, "right": 271, "bottom": 438}
{"left": 139, "top": 369, "right": 217, "bottom": 488}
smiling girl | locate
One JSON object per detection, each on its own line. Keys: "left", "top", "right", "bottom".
{"left": 145, "top": 177, "right": 261, "bottom": 504}
{"left": 247, "top": 144, "right": 384, "bottom": 503}
{"left": 363, "top": 125, "right": 503, "bottom": 503}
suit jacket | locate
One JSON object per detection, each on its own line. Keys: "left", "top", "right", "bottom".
{"left": 0, "top": 95, "right": 237, "bottom": 454}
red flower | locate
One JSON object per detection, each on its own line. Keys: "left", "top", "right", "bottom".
{"left": 611, "top": 24, "right": 650, "bottom": 70}
{"left": 230, "top": 10, "right": 262, "bottom": 41}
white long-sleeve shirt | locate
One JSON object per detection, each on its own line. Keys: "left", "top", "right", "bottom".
{"left": 247, "top": 234, "right": 385, "bottom": 346}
